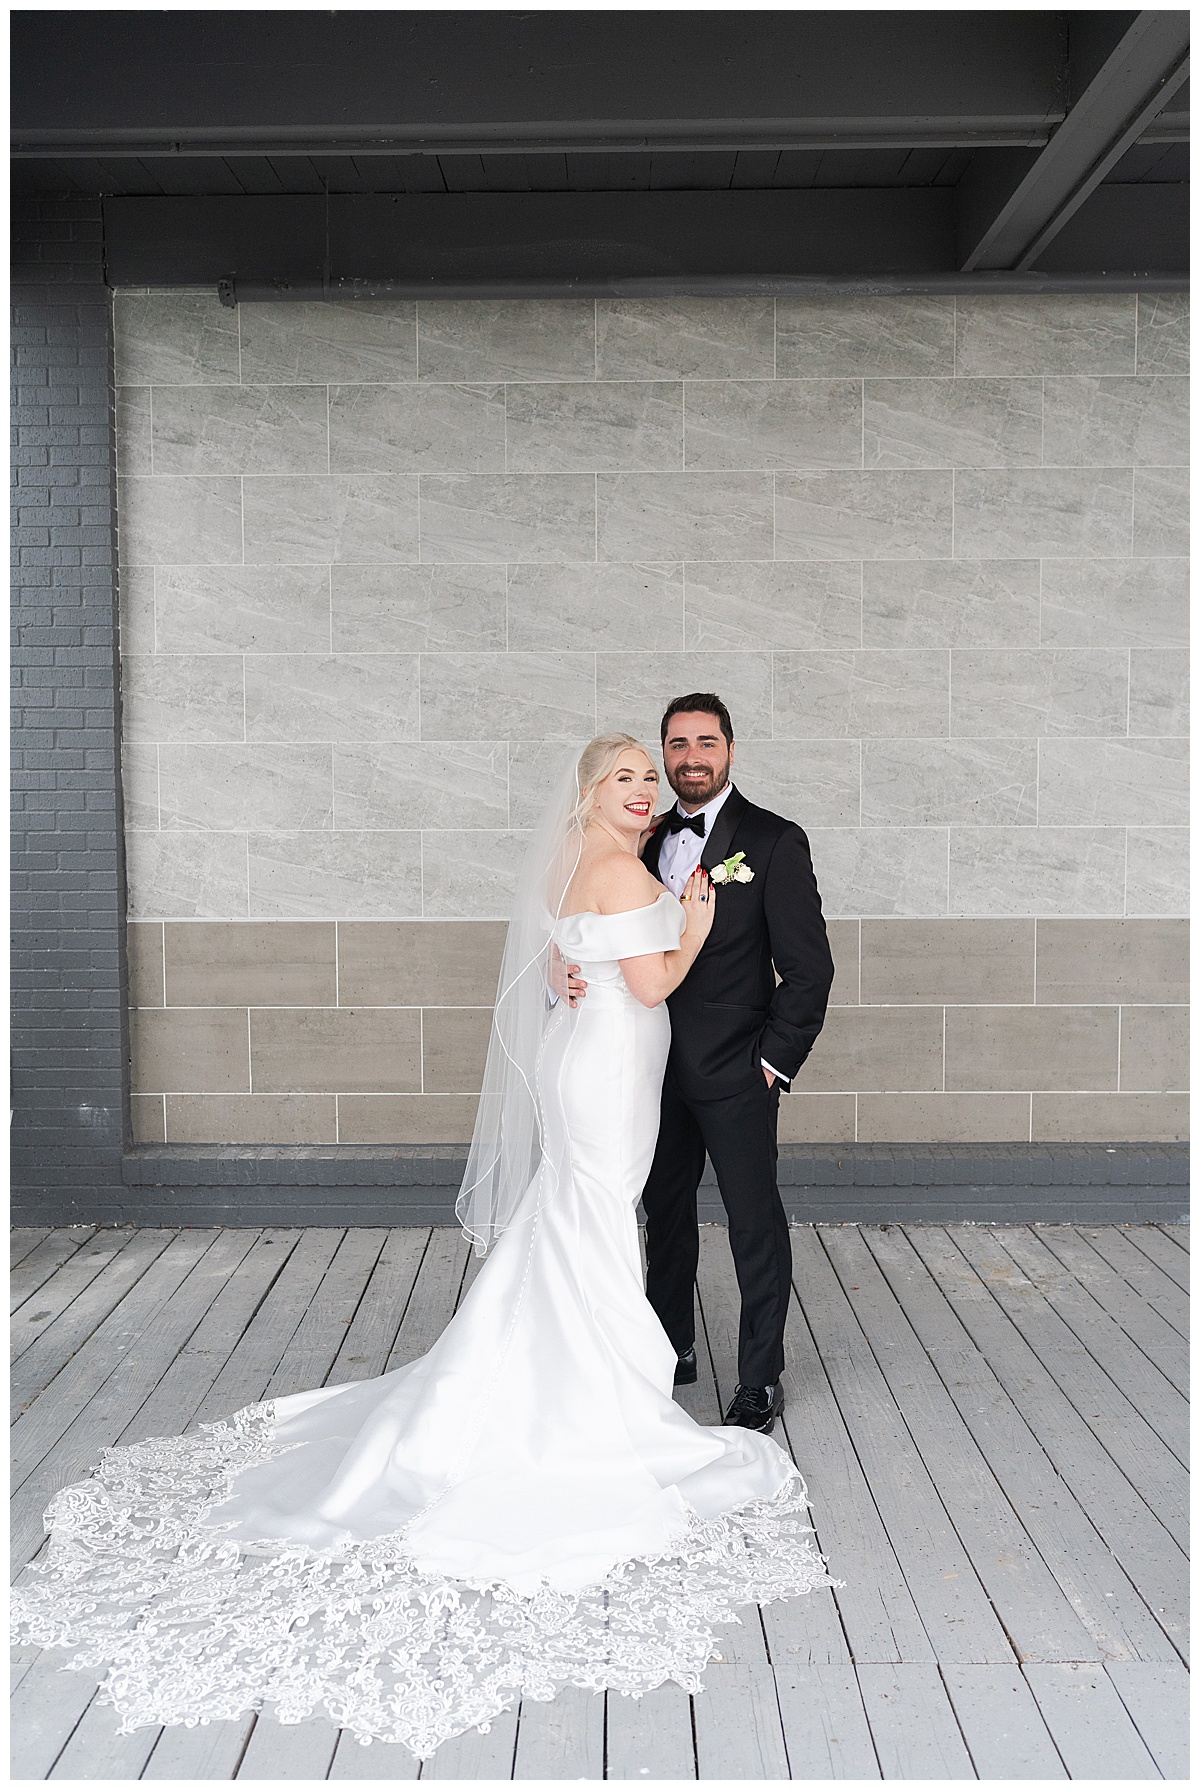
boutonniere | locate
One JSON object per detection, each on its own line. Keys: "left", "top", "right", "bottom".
{"left": 710, "top": 851, "right": 754, "bottom": 884}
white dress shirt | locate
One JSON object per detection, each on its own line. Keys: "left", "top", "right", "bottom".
{"left": 657, "top": 784, "right": 788, "bottom": 1086}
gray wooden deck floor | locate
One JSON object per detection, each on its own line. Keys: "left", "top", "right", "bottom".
{"left": 11, "top": 1220, "right": 1189, "bottom": 1781}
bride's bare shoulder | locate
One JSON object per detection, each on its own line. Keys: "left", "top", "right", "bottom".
{"left": 590, "top": 852, "right": 664, "bottom": 917}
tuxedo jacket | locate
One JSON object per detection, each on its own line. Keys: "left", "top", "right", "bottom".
{"left": 641, "top": 785, "right": 834, "bottom": 1101}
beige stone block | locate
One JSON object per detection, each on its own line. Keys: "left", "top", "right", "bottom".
{"left": 337, "top": 1094, "right": 480, "bottom": 1145}
{"left": 858, "top": 1092, "right": 1031, "bottom": 1143}
{"left": 824, "top": 918, "right": 859, "bottom": 1005}
{"left": 338, "top": 920, "right": 507, "bottom": 1008}
{"left": 250, "top": 1008, "right": 420, "bottom": 1093}
{"left": 131, "top": 1008, "right": 250, "bottom": 1095}
{"left": 1032, "top": 1092, "right": 1187, "bottom": 1143}
{"left": 1035, "top": 919, "right": 1188, "bottom": 1005}
{"left": 776, "top": 1094, "right": 856, "bottom": 1143}
{"left": 127, "top": 921, "right": 165, "bottom": 1008}
{"left": 423, "top": 1008, "right": 493, "bottom": 1093}
{"left": 861, "top": 919, "right": 1034, "bottom": 1005}
{"left": 792, "top": 1006, "right": 943, "bottom": 1093}
{"left": 945, "top": 1007, "right": 1117, "bottom": 1092}
{"left": 1120, "top": 1007, "right": 1189, "bottom": 1091}
{"left": 165, "top": 1094, "right": 337, "bottom": 1144}
{"left": 131, "top": 1094, "right": 166, "bottom": 1144}
{"left": 165, "top": 920, "right": 336, "bottom": 1007}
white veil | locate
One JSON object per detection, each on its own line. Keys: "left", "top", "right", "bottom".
{"left": 455, "top": 746, "right": 588, "bottom": 1254}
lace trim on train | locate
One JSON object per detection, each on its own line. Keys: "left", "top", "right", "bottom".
{"left": 11, "top": 1403, "right": 839, "bottom": 1759}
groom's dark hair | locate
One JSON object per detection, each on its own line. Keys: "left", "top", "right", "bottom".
{"left": 660, "top": 692, "right": 734, "bottom": 747}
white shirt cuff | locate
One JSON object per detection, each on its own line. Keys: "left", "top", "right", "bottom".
{"left": 761, "top": 1057, "right": 789, "bottom": 1083}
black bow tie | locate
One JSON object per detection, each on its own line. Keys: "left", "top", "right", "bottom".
{"left": 664, "top": 809, "right": 705, "bottom": 838}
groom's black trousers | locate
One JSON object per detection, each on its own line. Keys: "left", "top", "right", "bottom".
{"left": 641, "top": 1068, "right": 790, "bottom": 1390}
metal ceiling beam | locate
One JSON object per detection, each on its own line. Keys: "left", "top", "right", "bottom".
{"left": 958, "top": 10, "right": 1190, "bottom": 270}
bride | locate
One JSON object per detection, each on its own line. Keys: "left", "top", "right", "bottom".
{"left": 12, "top": 733, "right": 837, "bottom": 1758}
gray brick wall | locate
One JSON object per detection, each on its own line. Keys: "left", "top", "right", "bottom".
{"left": 11, "top": 196, "right": 129, "bottom": 1214}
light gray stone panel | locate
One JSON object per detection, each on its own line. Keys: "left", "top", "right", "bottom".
{"left": 248, "top": 831, "right": 423, "bottom": 918}
{"left": 333, "top": 741, "right": 509, "bottom": 830}
{"left": 114, "top": 291, "right": 240, "bottom": 385}
{"left": 774, "top": 649, "right": 948, "bottom": 739}
{"left": 864, "top": 378, "right": 1042, "bottom": 469}
{"left": 1039, "top": 737, "right": 1188, "bottom": 826}
{"left": 328, "top": 382, "right": 506, "bottom": 474}
{"left": 126, "top": 831, "right": 249, "bottom": 919}
{"left": 596, "top": 298, "right": 774, "bottom": 378}
{"left": 154, "top": 566, "right": 332, "bottom": 655}
{"left": 1136, "top": 293, "right": 1189, "bottom": 375}
{"left": 239, "top": 300, "right": 417, "bottom": 383}
{"left": 953, "top": 469, "right": 1132, "bottom": 558}
{"left": 775, "top": 296, "right": 955, "bottom": 377}
{"left": 244, "top": 653, "right": 419, "bottom": 743}
{"left": 684, "top": 561, "right": 861, "bottom": 651}
{"left": 954, "top": 295, "right": 1136, "bottom": 376}
{"left": 509, "top": 738, "right": 591, "bottom": 828}
{"left": 1132, "top": 466, "right": 1189, "bottom": 556}
{"left": 422, "top": 829, "right": 531, "bottom": 918}
{"left": 158, "top": 743, "right": 333, "bottom": 831}
{"left": 116, "top": 387, "right": 153, "bottom": 475}
{"left": 1039, "top": 558, "right": 1188, "bottom": 649}
{"left": 1128, "top": 649, "right": 1189, "bottom": 737}
{"left": 949, "top": 828, "right": 1127, "bottom": 918}
{"left": 683, "top": 380, "right": 861, "bottom": 470}
{"left": 950, "top": 649, "right": 1128, "bottom": 737}
{"left": 121, "top": 743, "right": 159, "bottom": 829}
{"left": 862, "top": 740, "right": 1039, "bottom": 826}
{"left": 597, "top": 471, "right": 773, "bottom": 561}
{"left": 151, "top": 384, "right": 329, "bottom": 476}
{"left": 1042, "top": 376, "right": 1189, "bottom": 467}
{"left": 420, "top": 473, "right": 596, "bottom": 562}
{"left": 946, "top": 1005, "right": 1119, "bottom": 1092}
{"left": 1125, "top": 828, "right": 1189, "bottom": 916}
{"left": 730, "top": 739, "right": 860, "bottom": 828}
{"left": 507, "top": 561, "right": 684, "bottom": 649}
{"left": 862, "top": 559, "right": 1040, "bottom": 648}
{"left": 775, "top": 471, "right": 953, "bottom": 560}
{"left": 417, "top": 299, "right": 596, "bottom": 381}
{"left": 118, "top": 565, "right": 156, "bottom": 653}
{"left": 506, "top": 382, "right": 682, "bottom": 472}
{"left": 122, "top": 652, "right": 246, "bottom": 744}
{"left": 118, "top": 475, "right": 243, "bottom": 566}
{"left": 595, "top": 650, "right": 772, "bottom": 742}
{"left": 420, "top": 651, "right": 596, "bottom": 740}
{"left": 331, "top": 564, "right": 506, "bottom": 652}
{"left": 1032, "top": 1090, "right": 1187, "bottom": 1143}
{"left": 242, "top": 474, "right": 420, "bottom": 564}
{"left": 805, "top": 828, "right": 949, "bottom": 917}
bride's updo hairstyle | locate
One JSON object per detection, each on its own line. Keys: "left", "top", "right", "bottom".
{"left": 572, "top": 732, "right": 652, "bottom": 830}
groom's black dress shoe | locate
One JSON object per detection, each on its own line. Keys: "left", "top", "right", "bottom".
{"left": 723, "top": 1383, "right": 785, "bottom": 1434}
{"left": 673, "top": 1346, "right": 698, "bottom": 1386}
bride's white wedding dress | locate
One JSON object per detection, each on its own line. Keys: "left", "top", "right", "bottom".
{"left": 12, "top": 892, "right": 837, "bottom": 1758}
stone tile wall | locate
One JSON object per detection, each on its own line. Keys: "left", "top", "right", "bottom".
{"left": 116, "top": 291, "right": 1189, "bottom": 1146}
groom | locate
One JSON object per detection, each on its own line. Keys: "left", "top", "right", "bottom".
{"left": 639, "top": 693, "right": 834, "bottom": 1433}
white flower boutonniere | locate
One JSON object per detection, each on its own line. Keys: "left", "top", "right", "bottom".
{"left": 710, "top": 851, "right": 754, "bottom": 885}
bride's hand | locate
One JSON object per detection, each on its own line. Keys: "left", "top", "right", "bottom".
{"left": 680, "top": 866, "right": 716, "bottom": 945}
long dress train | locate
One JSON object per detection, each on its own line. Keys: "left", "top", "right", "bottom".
{"left": 11, "top": 894, "right": 838, "bottom": 1758}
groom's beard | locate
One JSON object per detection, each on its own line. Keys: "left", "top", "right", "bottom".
{"left": 667, "top": 761, "right": 729, "bottom": 809}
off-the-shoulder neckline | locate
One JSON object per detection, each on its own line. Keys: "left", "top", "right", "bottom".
{"left": 557, "top": 890, "right": 677, "bottom": 922}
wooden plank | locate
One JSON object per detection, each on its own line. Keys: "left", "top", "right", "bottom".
{"left": 325, "top": 1228, "right": 430, "bottom": 1386}
{"left": 854, "top": 1664, "right": 975, "bottom": 1779}
{"left": 1076, "top": 1226, "right": 1189, "bottom": 1340}
{"left": 948, "top": 1225, "right": 1188, "bottom": 1549}
{"left": 1125, "top": 1223, "right": 1189, "bottom": 1291}
{"left": 48, "top": 1694, "right": 162, "bottom": 1779}
{"left": 141, "top": 1713, "right": 256, "bottom": 1779}
{"left": 692, "top": 1658, "right": 790, "bottom": 1780}
{"left": 1034, "top": 1226, "right": 1188, "bottom": 1392}
{"left": 11, "top": 1229, "right": 143, "bottom": 1363}
{"left": 605, "top": 1682, "right": 696, "bottom": 1779}
{"left": 789, "top": 1227, "right": 1013, "bottom": 1664}
{"left": 235, "top": 1711, "right": 341, "bottom": 1778}
{"left": 11, "top": 1230, "right": 178, "bottom": 1414}
{"left": 10, "top": 1228, "right": 99, "bottom": 1312}
{"left": 769, "top": 1663, "right": 879, "bottom": 1778}
{"left": 940, "top": 1664, "right": 1066, "bottom": 1778}
{"left": 8, "top": 1652, "right": 98, "bottom": 1779}
{"left": 1156, "top": 1222, "right": 1188, "bottom": 1252}
{"left": 264, "top": 1228, "right": 388, "bottom": 1398}
{"left": 419, "top": 1702, "right": 518, "bottom": 1779}
{"left": 1105, "top": 1659, "right": 1190, "bottom": 1779}
{"left": 11, "top": 1227, "right": 53, "bottom": 1268}
{"left": 1022, "top": 1662, "right": 1160, "bottom": 1779}
{"left": 327, "top": 1727, "right": 422, "bottom": 1779}
{"left": 512, "top": 1687, "right": 605, "bottom": 1778}
{"left": 860, "top": 1225, "right": 1177, "bottom": 1664}
{"left": 826, "top": 1225, "right": 1102, "bottom": 1665}
{"left": 383, "top": 1228, "right": 471, "bottom": 1371}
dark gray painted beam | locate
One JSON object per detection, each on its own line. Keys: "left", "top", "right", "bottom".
{"left": 959, "top": 11, "right": 1190, "bottom": 270}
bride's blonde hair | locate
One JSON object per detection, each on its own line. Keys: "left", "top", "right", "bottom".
{"left": 572, "top": 732, "right": 654, "bottom": 830}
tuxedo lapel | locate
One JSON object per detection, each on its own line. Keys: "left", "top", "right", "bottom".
{"left": 700, "top": 785, "right": 748, "bottom": 873}
{"left": 641, "top": 817, "right": 668, "bottom": 884}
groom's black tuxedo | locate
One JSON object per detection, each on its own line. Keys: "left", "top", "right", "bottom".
{"left": 640, "top": 785, "right": 834, "bottom": 1389}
